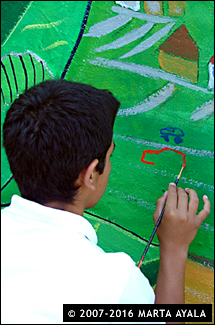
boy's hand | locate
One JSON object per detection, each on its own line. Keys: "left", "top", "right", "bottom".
{"left": 154, "top": 183, "right": 210, "bottom": 309}
{"left": 153, "top": 183, "right": 211, "bottom": 254}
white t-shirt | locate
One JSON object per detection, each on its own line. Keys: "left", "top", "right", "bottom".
{"left": 2, "top": 195, "right": 165, "bottom": 324}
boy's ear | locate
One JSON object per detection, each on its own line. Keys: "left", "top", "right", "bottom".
{"left": 82, "top": 159, "right": 99, "bottom": 191}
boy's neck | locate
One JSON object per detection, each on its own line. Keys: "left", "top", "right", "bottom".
{"left": 43, "top": 200, "right": 84, "bottom": 216}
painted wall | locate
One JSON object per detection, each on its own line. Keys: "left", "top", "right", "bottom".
{"left": 1, "top": 1, "right": 214, "bottom": 321}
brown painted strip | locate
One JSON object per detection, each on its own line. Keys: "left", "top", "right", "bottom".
{"left": 159, "top": 25, "right": 199, "bottom": 61}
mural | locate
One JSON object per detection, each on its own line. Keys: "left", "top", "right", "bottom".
{"left": 1, "top": 1, "right": 214, "bottom": 322}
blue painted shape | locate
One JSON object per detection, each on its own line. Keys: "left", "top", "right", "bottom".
{"left": 160, "top": 127, "right": 184, "bottom": 144}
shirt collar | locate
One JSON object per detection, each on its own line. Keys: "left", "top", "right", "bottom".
{"left": 7, "top": 195, "right": 98, "bottom": 245}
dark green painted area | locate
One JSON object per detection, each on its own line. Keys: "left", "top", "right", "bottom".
{"left": 1, "top": 1, "right": 214, "bottom": 284}
{"left": 1, "top": 1, "right": 31, "bottom": 44}
{"left": 1, "top": 1, "right": 88, "bottom": 78}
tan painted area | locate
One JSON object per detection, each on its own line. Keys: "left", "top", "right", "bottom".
{"left": 168, "top": 1, "right": 186, "bottom": 16}
{"left": 159, "top": 50, "right": 198, "bottom": 84}
{"left": 42, "top": 41, "right": 68, "bottom": 51}
{"left": 144, "top": 1, "right": 163, "bottom": 15}
{"left": 21, "top": 18, "right": 66, "bottom": 33}
{"left": 185, "top": 259, "right": 214, "bottom": 324}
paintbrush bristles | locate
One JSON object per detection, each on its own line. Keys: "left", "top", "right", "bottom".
{"left": 177, "top": 165, "right": 184, "bottom": 180}
{"left": 175, "top": 165, "right": 185, "bottom": 185}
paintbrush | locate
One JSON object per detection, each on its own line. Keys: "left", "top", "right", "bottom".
{"left": 138, "top": 164, "right": 186, "bottom": 268}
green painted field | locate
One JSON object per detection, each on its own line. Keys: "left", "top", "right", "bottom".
{"left": 1, "top": 1, "right": 214, "bottom": 280}
{"left": 66, "top": 1, "right": 214, "bottom": 263}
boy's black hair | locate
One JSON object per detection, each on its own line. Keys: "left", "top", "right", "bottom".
{"left": 3, "top": 79, "right": 120, "bottom": 204}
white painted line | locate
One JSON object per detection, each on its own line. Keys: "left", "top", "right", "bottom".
{"left": 88, "top": 57, "right": 213, "bottom": 94}
{"left": 84, "top": 14, "right": 132, "bottom": 37}
{"left": 132, "top": 163, "right": 214, "bottom": 193}
{"left": 117, "top": 83, "right": 176, "bottom": 116}
{"left": 113, "top": 134, "right": 214, "bottom": 159}
{"left": 84, "top": 5, "right": 176, "bottom": 39}
{"left": 111, "top": 6, "right": 176, "bottom": 23}
{"left": 115, "top": 1, "right": 140, "bottom": 12}
{"left": 121, "top": 22, "right": 175, "bottom": 58}
{"left": 95, "top": 22, "right": 154, "bottom": 52}
{"left": 200, "top": 223, "right": 214, "bottom": 232}
{"left": 190, "top": 99, "right": 214, "bottom": 121}
{"left": 108, "top": 188, "right": 156, "bottom": 210}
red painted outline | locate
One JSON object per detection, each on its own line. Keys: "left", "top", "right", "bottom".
{"left": 141, "top": 147, "right": 186, "bottom": 167}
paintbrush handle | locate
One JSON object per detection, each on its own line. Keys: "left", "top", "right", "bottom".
{"left": 138, "top": 204, "right": 166, "bottom": 268}
{"left": 138, "top": 172, "right": 183, "bottom": 268}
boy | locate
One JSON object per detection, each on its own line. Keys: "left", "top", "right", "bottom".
{"left": 2, "top": 79, "right": 210, "bottom": 324}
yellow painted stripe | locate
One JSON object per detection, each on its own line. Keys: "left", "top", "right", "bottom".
{"left": 93, "top": 223, "right": 100, "bottom": 233}
{"left": 21, "top": 18, "right": 66, "bottom": 32}
{"left": 42, "top": 41, "right": 68, "bottom": 51}
{"left": 185, "top": 259, "right": 214, "bottom": 324}
{"left": 153, "top": 259, "right": 214, "bottom": 324}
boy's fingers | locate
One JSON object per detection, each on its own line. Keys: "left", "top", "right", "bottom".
{"left": 153, "top": 191, "right": 168, "bottom": 224}
{"left": 185, "top": 188, "right": 199, "bottom": 216}
{"left": 196, "top": 195, "right": 211, "bottom": 226}
{"left": 177, "top": 187, "right": 188, "bottom": 215}
{"left": 165, "top": 183, "right": 177, "bottom": 210}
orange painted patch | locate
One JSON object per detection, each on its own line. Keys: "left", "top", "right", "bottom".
{"left": 153, "top": 259, "right": 214, "bottom": 324}
{"left": 185, "top": 259, "right": 214, "bottom": 324}
{"left": 159, "top": 50, "right": 198, "bottom": 84}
